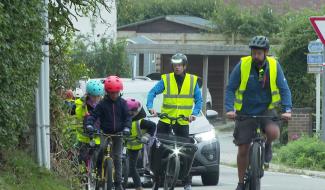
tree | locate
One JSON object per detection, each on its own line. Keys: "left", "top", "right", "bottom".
{"left": 117, "top": 0, "right": 221, "bottom": 26}
{"left": 211, "top": 3, "right": 282, "bottom": 42}
{"left": 71, "top": 36, "right": 130, "bottom": 78}
{"left": 277, "top": 9, "right": 321, "bottom": 108}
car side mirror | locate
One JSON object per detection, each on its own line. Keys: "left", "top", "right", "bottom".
{"left": 206, "top": 110, "right": 218, "bottom": 119}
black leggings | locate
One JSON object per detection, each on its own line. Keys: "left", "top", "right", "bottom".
{"left": 128, "top": 149, "right": 142, "bottom": 188}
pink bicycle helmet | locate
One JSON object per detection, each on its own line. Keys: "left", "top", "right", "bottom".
{"left": 126, "top": 98, "right": 142, "bottom": 112}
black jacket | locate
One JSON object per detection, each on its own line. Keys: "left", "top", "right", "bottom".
{"left": 86, "top": 95, "right": 131, "bottom": 134}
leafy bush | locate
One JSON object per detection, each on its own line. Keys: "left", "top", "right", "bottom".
{"left": 0, "top": 0, "right": 44, "bottom": 147}
{"left": 275, "top": 137, "right": 325, "bottom": 170}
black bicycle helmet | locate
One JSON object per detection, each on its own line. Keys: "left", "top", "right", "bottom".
{"left": 171, "top": 53, "right": 188, "bottom": 65}
{"left": 249, "top": 36, "right": 270, "bottom": 50}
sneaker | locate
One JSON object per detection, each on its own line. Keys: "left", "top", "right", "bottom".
{"left": 152, "top": 182, "right": 159, "bottom": 190}
{"left": 184, "top": 184, "right": 192, "bottom": 190}
{"left": 236, "top": 183, "right": 245, "bottom": 190}
{"left": 264, "top": 143, "right": 273, "bottom": 163}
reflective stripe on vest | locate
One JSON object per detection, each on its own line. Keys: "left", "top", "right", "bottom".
{"left": 234, "top": 56, "right": 281, "bottom": 111}
{"left": 161, "top": 73, "right": 197, "bottom": 125}
{"left": 127, "top": 120, "right": 144, "bottom": 150}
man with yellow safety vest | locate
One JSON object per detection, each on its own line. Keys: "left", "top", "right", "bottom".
{"left": 225, "top": 36, "right": 292, "bottom": 190}
{"left": 147, "top": 53, "right": 202, "bottom": 190}
{"left": 125, "top": 98, "right": 156, "bottom": 190}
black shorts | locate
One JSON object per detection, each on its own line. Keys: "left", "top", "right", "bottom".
{"left": 233, "top": 109, "right": 279, "bottom": 146}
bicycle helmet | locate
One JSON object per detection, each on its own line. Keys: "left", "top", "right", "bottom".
{"left": 126, "top": 98, "right": 142, "bottom": 112}
{"left": 86, "top": 79, "right": 105, "bottom": 96}
{"left": 171, "top": 53, "right": 188, "bottom": 65}
{"left": 65, "top": 89, "right": 74, "bottom": 99}
{"left": 249, "top": 36, "right": 270, "bottom": 50}
{"left": 104, "top": 76, "right": 123, "bottom": 93}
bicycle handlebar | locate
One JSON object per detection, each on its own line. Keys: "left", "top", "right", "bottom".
{"left": 235, "top": 115, "right": 282, "bottom": 121}
{"left": 156, "top": 113, "right": 189, "bottom": 121}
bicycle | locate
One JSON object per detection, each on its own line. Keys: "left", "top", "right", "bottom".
{"left": 93, "top": 132, "right": 125, "bottom": 190}
{"left": 235, "top": 115, "right": 281, "bottom": 190}
{"left": 150, "top": 113, "right": 197, "bottom": 190}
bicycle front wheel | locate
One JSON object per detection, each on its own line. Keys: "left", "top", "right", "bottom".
{"left": 249, "top": 142, "right": 262, "bottom": 190}
{"left": 104, "top": 158, "right": 114, "bottom": 190}
{"left": 164, "top": 155, "right": 180, "bottom": 190}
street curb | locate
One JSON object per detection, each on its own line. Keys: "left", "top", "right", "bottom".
{"left": 220, "top": 162, "right": 325, "bottom": 179}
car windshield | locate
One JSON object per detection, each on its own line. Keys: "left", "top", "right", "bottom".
{"left": 122, "top": 91, "right": 202, "bottom": 117}
{"left": 123, "top": 91, "right": 163, "bottom": 115}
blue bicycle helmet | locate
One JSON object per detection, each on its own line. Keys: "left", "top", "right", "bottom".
{"left": 86, "top": 79, "right": 105, "bottom": 96}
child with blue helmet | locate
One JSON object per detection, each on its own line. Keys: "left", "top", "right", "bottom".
{"left": 75, "top": 79, "right": 105, "bottom": 163}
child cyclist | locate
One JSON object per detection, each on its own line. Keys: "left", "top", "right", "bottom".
{"left": 75, "top": 79, "right": 104, "bottom": 163}
{"left": 85, "top": 76, "right": 132, "bottom": 190}
{"left": 125, "top": 98, "right": 156, "bottom": 190}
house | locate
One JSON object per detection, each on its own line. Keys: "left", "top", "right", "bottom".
{"left": 117, "top": 15, "right": 251, "bottom": 116}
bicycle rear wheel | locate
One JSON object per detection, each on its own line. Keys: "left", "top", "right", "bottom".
{"left": 86, "top": 155, "right": 97, "bottom": 190}
{"left": 249, "top": 142, "right": 262, "bottom": 190}
{"left": 164, "top": 155, "right": 180, "bottom": 190}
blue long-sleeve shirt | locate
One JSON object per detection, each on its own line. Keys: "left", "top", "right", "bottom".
{"left": 146, "top": 79, "right": 203, "bottom": 116}
{"left": 225, "top": 60, "right": 292, "bottom": 115}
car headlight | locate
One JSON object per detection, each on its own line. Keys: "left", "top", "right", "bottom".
{"left": 195, "top": 130, "right": 216, "bottom": 142}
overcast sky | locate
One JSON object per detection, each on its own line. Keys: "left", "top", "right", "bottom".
{"left": 71, "top": 0, "right": 117, "bottom": 41}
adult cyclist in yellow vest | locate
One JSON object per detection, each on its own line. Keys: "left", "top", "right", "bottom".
{"left": 225, "top": 36, "right": 292, "bottom": 190}
{"left": 147, "top": 53, "right": 202, "bottom": 190}
{"left": 125, "top": 98, "right": 156, "bottom": 190}
{"left": 75, "top": 79, "right": 104, "bottom": 162}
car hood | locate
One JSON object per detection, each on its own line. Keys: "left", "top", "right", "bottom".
{"left": 146, "top": 115, "right": 213, "bottom": 135}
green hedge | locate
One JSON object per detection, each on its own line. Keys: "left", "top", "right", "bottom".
{"left": 0, "top": 0, "right": 44, "bottom": 147}
{"left": 275, "top": 137, "right": 325, "bottom": 170}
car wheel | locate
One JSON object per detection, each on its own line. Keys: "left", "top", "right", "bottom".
{"left": 201, "top": 169, "right": 219, "bottom": 186}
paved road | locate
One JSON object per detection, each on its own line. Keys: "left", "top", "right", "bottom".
{"left": 134, "top": 131, "right": 325, "bottom": 190}
{"left": 136, "top": 165, "right": 325, "bottom": 190}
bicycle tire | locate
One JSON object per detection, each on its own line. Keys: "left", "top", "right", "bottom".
{"left": 164, "top": 155, "right": 180, "bottom": 190}
{"left": 86, "top": 154, "right": 97, "bottom": 190}
{"left": 249, "top": 142, "right": 262, "bottom": 190}
{"left": 105, "top": 158, "right": 114, "bottom": 190}
{"left": 122, "top": 155, "right": 129, "bottom": 187}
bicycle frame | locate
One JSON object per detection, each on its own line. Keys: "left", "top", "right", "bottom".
{"left": 90, "top": 133, "right": 123, "bottom": 181}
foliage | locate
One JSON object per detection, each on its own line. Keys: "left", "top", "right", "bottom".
{"left": 117, "top": 0, "right": 220, "bottom": 26}
{"left": 72, "top": 36, "right": 131, "bottom": 78}
{"left": 0, "top": 149, "right": 70, "bottom": 190}
{"left": 275, "top": 137, "right": 325, "bottom": 170}
{"left": 211, "top": 2, "right": 281, "bottom": 39}
{"left": 0, "top": 0, "right": 44, "bottom": 147}
{"left": 277, "top": 9, "right": 321, "bottom": 108}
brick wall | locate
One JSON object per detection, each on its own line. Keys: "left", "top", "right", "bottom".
{"left": 288, "top": 108, "right": 313, "bottom": 141}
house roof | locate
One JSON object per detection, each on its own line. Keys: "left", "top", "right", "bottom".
{"left": 126, "top": 35, "right": 157, "bottom": 44}
{"left": 118, "top": 15, "right": 217, "bottom": 31}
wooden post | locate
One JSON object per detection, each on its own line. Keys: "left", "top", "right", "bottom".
{"left": 202, "top": 56, "right": 209, "bottom": 115}
{"left": 223, "top": 56, "right": 230, "bottom": 123}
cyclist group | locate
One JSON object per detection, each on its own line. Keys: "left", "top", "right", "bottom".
{"left": 64, "top": 35, "right": 292, "bottom": 190}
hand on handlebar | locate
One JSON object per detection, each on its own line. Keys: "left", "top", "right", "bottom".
{"left": 189, "top": 115, "right": 196, "bottom": 122}
{"left": 226, "top": 111, "right": 236, "bottom": 120}
{"left": 281, "top": 112, "right": 291, "bottom": 121}
{"left": 149, "top": 109, "right": 157, "bottom": 116}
